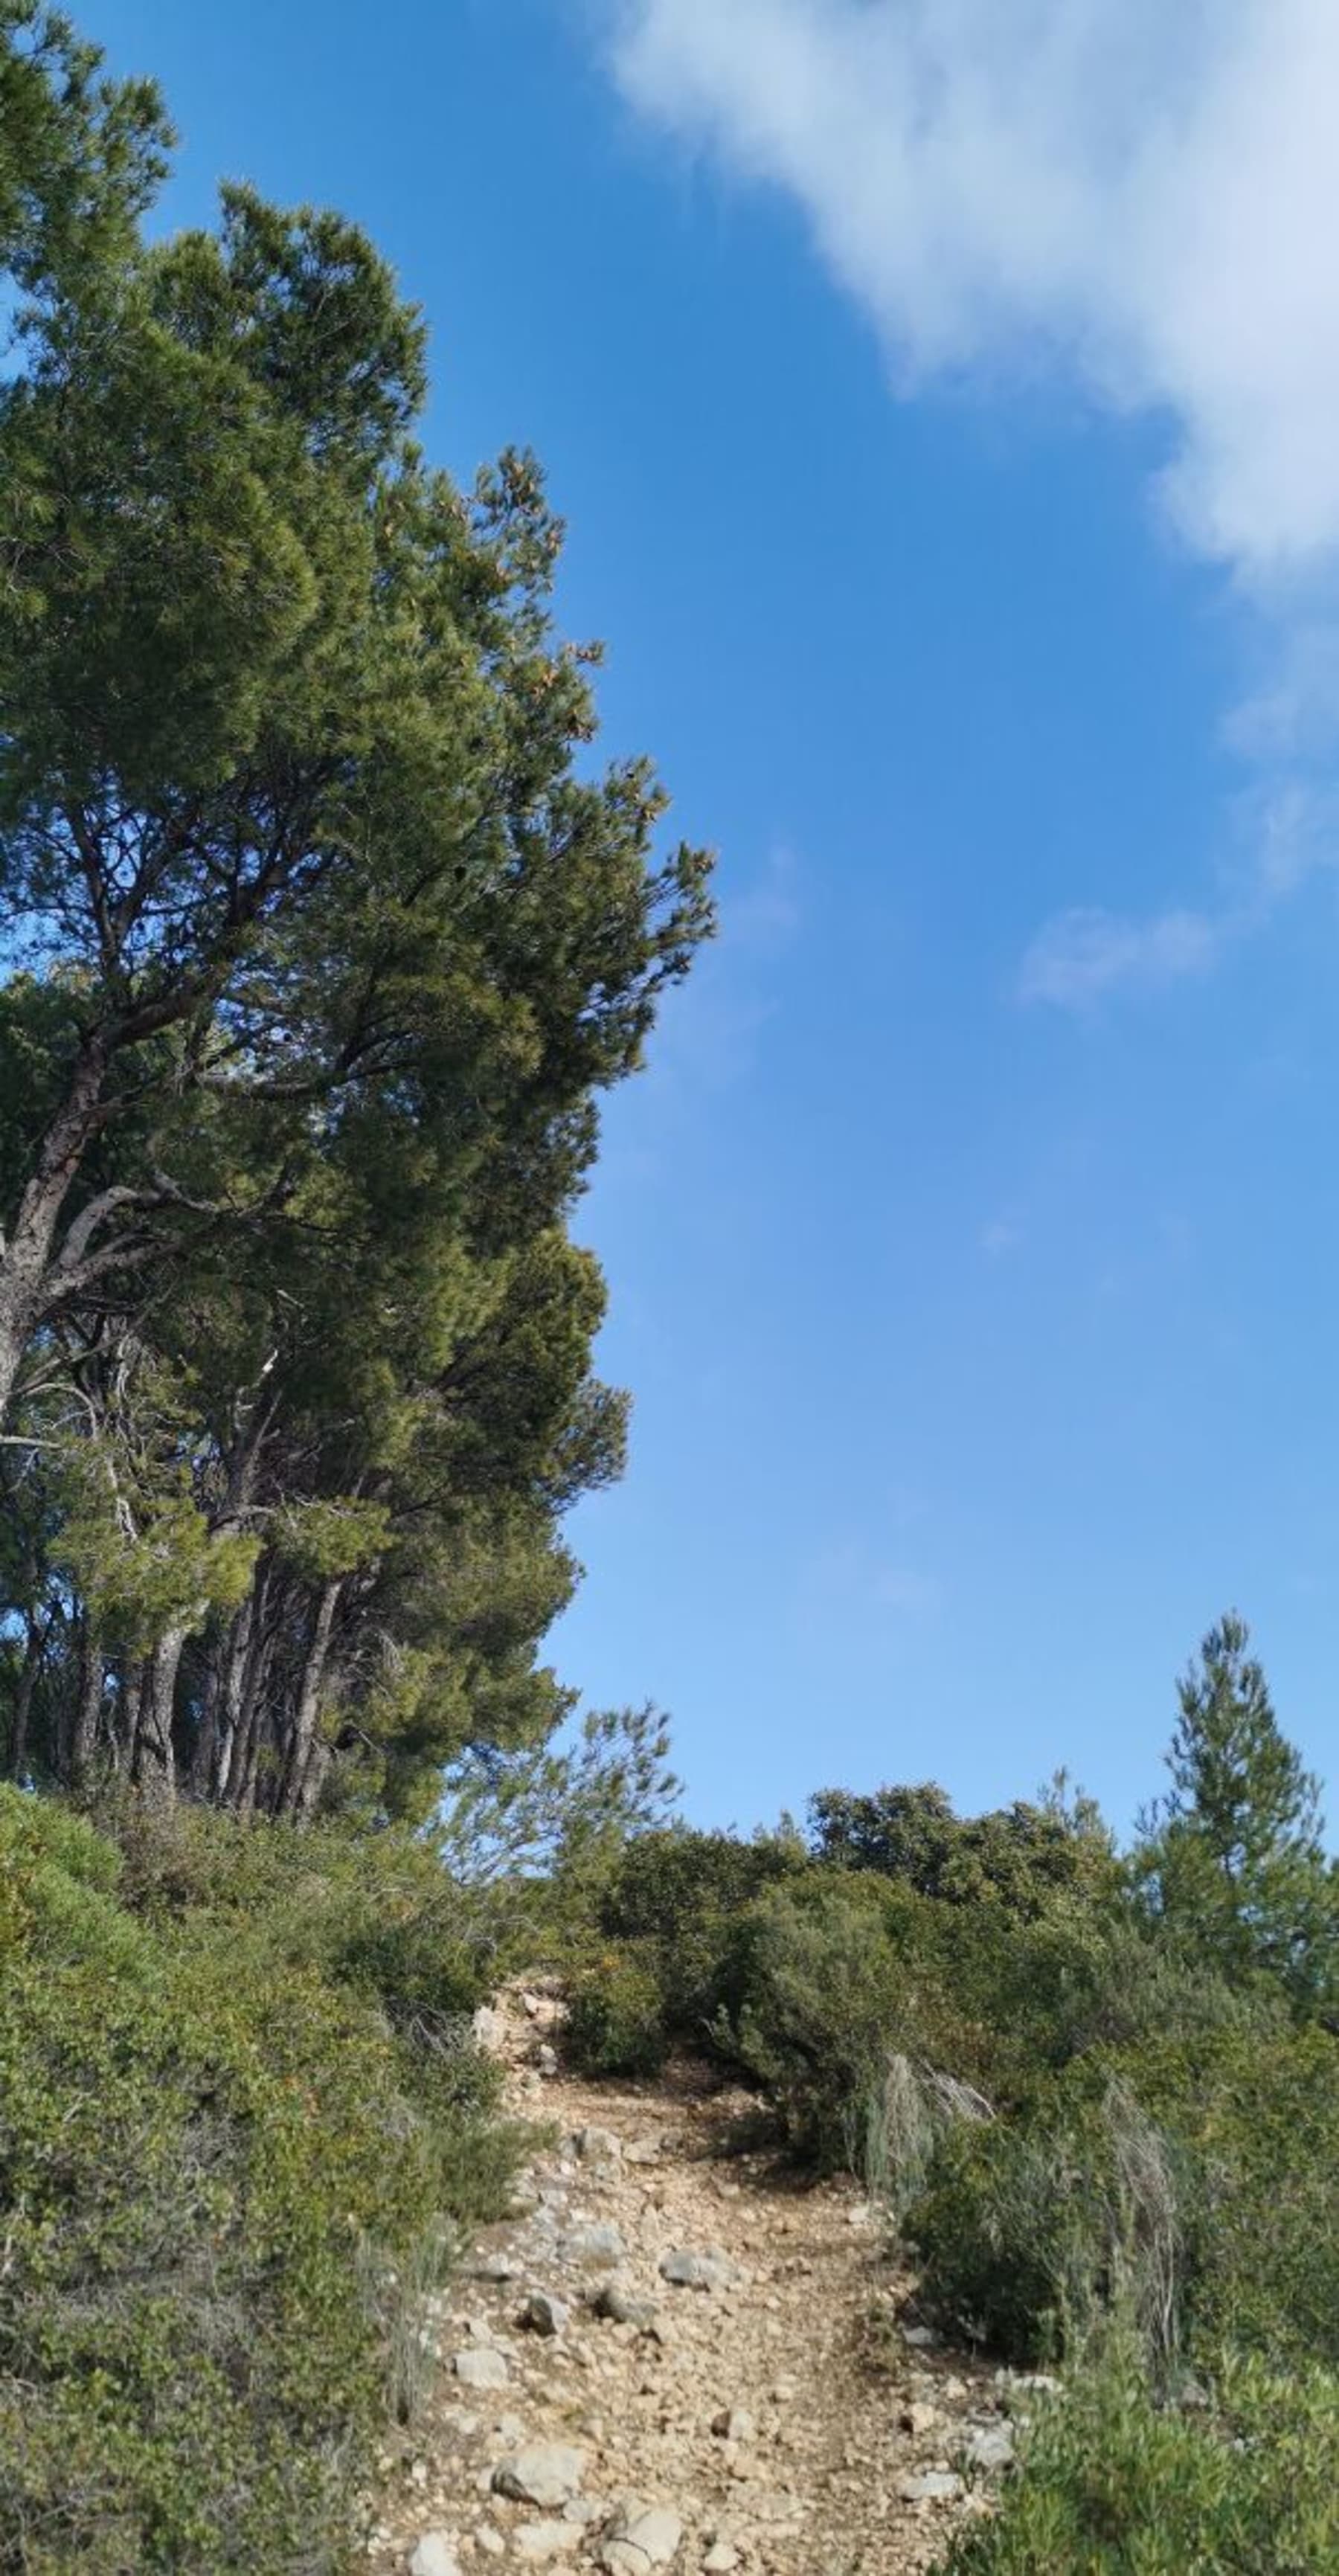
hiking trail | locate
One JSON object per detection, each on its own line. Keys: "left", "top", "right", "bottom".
{"left": 366, "top": 1988, "right": 1038, "bottom": 2576}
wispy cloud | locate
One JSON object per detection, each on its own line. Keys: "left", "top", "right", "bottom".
{"left": 598, "top": 2, "right": 1339, "bottom": 998}
{"left": 1018, "top": 783, "right": 1339, "bottom": 1009}
{"left": 1018, "top": 904, "right": 1222, "bottom": 1009}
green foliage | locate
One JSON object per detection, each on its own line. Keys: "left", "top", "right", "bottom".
{"left": 0, "top": 1789, "right": 521, "bottom": 2572}
{"left": 912, "top": 2026, "right": 1339, "bottom": 2377}
{"left": 810, "top": 1775, "right": 1117, "bottom": 1918}
{"left": 1130, "top": 1612, "right": 1339, "bottom": 2011}
{"left": 943, "top": 2348, "right": 1339, "bottom": 2575}
{"left": 565, "top": 1948, "right": 669, "bottom": 2078}
{"left": 0, "top": 1, "right": 713, "bottom": 1815}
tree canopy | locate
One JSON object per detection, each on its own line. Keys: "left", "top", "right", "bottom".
{"left": 0, "top": 7, "right": 713, "bottom": 1815}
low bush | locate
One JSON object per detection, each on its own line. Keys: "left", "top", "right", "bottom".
{"left": 943, "top": 2347, "right": 1339, "bottom": 2575}
{"left": 0, "top": 1788, "right": 523, "bottom": 2572}
{"left": 912, "top": 2027, "right": 1339, "bottom": 2377}
{"left": 565, "top": 1944, "right": 668, "bottom": 2076}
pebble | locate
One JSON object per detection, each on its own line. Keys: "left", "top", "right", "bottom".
{"left": 454, "top": 2349, "right": 510, "bottom": 2390}
{"left": 658, "top": 2248, "right": 737, "bottom": 2293}
{"left": 564, "top": 2223, "right": 626, "bottom": 2267}
{"left": 492, "top": 2444, "right": 587, "bottom": 2511}
{"left": 593, "top": 2281, "right": 661, "bottom": 2331}
{"left": 408, "top": 2539, "right": 460, "bottom": 2576}
{"left": 519, "top": 2291, "right": 571, "bottom": 2338}
{"left": 575, "top": 2126, "right": 623, "bottom": 2162}
{"left": 512, "top": 2522, "right": 582, "bottom": 2563}
{"left": 601, "top": 2507, "right": 684, "bottom": 2572}
{"left": 898, "top": 2470, "right": 965, "bottom": 2503}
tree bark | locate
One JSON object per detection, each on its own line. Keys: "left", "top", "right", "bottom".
{"left": 0, "top": 1036, "right": 109, "bottom": 1427}
{"left": 132, "top": 1622, "right": 187, "bottom": 1806}
{"left": 276, "top": 1578, "right": 341, "bottom": 1819}
{"left": 7, "top": 1613, "right": 46, "bottom": 1780}
{"left": 68, "top": 1627, "right": 105, "bottom": 1787}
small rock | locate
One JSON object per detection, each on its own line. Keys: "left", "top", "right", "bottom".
{"left": 575, "top": 2126, "right": 623, "bottom": 2162}
{"left": 454, "top": 2348, "right": 510, "bottom": 2390}
{"left": 408, "top": 2539, "right": 461, "bottom": 2576}
{"left": 475, "top": 2534, "right": 505, "bottom": 2562}
{"left": 961, "top": 2424, "right": 1015, "bottom": 2476}
{"left": 472, "top": 2005, "right": 506, "bottom": 2052}
{"left": 702, "top": 2551, "right": 739, "bottom": 2575}
{"left": 492, "top": 2444, "right": 586, "bottom": 2511}
{"left": 711, "top": 2409, "right": 756, "bottom": 2444}
{"left": 469, "top": 2252, "right": 518, "bottom": 2284}
{"left": 658, "top": 2249, "right": 737, "bottom": 2293}
{"left": 623, "top": 2137, "right": 663, "bottom": 2166}
{"left": 565, "top": 2223, "right": 626, "bottom": 2267}
{"left": 897, "top": 2471, "right": 964, "bottom": 2503}
{"left": 902, "top": 2325, "right": 937, "bottom": 2349}
{"left": 901, "top": 2402, "right": 938, "bottom": 2438}
{"left": 536, "top": 2043, "right": 559, "bottom": 2075}
{"left": 616, "top": 2509, "right": 683, "bottom": 2566}
{"left": 519, "top": 2291, "right": 570, "bottom": 2338}
{"left": 593, "top": 2281, "right": 660, "bottom": 2330}
{"left": 513, "top": 2522, "right": 581, "bottom": 2563}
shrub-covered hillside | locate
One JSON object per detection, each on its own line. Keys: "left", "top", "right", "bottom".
{"left": 546, "top": 1613, "right": 1339, "bottom": 2571}
{"left": 0, "top": 1788, "right": 523, "bottom": 2570}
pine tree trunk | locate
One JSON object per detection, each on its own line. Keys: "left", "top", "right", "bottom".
{"left": 7, "top": 1614, "right": 44, "bottom": 1780}
{"left": 132, "top": 1625, "right": 186, "bottom": 1805}
{"left": 0, "top": 1037, "right": 109, "bottom": 1429}
{"left": 276, "top": 1578, "right": 341, "bottom": 1819}
{"left": 67, "top": 1628, "right": 104, "bottom": 1787}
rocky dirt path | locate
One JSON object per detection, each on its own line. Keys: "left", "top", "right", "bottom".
{"left": 366, "top": 1993, "right": 1034, "bottom": 2576}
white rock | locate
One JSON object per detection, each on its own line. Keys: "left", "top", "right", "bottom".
{"left": 474, "top": 2534, "right": 505, "bottom": 2561}
{"left": 702, "top": 2551, "right": 739, "bottom": 2574}
{"left": 454, "top": 2348, "right": 510, "bottom": 2390}
{"left": 575, "top": 2125, "right": 623, "bottom": 2163}
{"left": 492, "top": 2444, "right": 587, "bottom": 2510}
{"left": 658, "top": 2248, "right": 737, "bottom": 2293}
{"left": 961, "top": 2424, "right": 1016, "bottom": 2475}
{"left": 710, "top": 2408, "right": 755, "bottom": 2444}
{"left": 620, "top": 2508, "right": 683, "bottom": 2566}
{"left": 564, "top": 2223, "right": 626, "bottom": 2267}
{"left": 898, "top": 2470, "right": 964, "bottom": 2503}
{"left": 513, "top": 2522, "right": 582, "bottom": 2563}
{"left": 408, "top": 2538, "right": 461, "bottom": 2576}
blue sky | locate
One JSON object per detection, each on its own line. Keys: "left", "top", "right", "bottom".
{"left": 80, "top": 0, "right": 1339, "bottom": 1838}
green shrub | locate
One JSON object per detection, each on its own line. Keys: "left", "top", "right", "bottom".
{"left": 565, "top": 1944, "right": 668, "bottom": 2076}
{"left": 0, "top": 1790, "right": 522, "bottom": 2572}
{"left": 714, "top": 1872, "right": 939, "bottom": 2162}
{"left": 913, "top": 2026, "right": 1339, "bottom": 2376}
{"left": 943, "top": 2348, "right": 1339, "bottom": 2575}
{"left": 593, "top": 1825, "right": 807, "bottom": 2040}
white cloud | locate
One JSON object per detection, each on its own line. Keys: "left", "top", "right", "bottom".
{"left": 1018, "top": 903, "right": 1222, "bottom": 1009}
{"left": 600, "top": 1, "right": 1339, "bottom": 1001}
{"left": 605, "top": 0, "right": 1339, "bottom": 582}
{"left": 1018, "top": 783, "right": 1339, "bottom": 1007}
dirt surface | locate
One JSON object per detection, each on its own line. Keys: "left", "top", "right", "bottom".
{"left": 365, "top": 1992, "right": 1027, "bottom": 2576}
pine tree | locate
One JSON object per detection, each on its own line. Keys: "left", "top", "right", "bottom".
{"left": 1135, "top": 1612, "right": 1339, "bottom": 2010}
